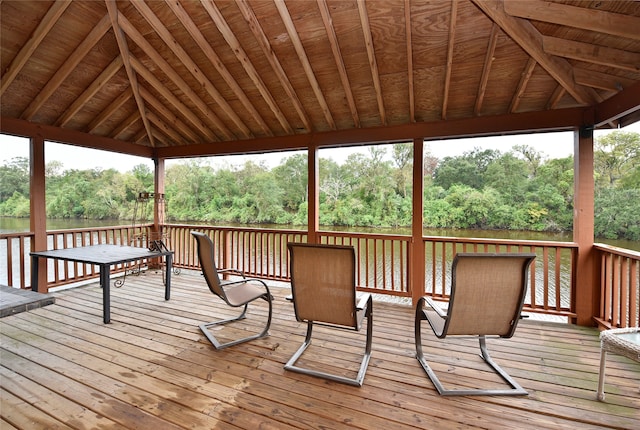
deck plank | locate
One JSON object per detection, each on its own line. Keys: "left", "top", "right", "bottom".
{"left": 1, "top": 272, "right": 638, "bottom": 429}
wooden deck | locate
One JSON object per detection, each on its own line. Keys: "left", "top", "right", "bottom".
{"left": 1, "top": 271, "right": 638, "bottom": 429}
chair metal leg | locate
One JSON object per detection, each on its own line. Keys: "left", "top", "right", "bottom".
{"left": 415, "top": 301, "right": 527, "bottom": 396}
{"left": 200, "top": 295, "right": 272, "bottom": 350}
{"left": 285, "top": 296, "right": 373, "bottom": 387}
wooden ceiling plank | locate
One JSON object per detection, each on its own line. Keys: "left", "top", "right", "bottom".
{"left": 112, "top": 111, "right": 140, "bottom": 141}
{"left": 510, "top": 58, "right": 537, "bottom": 113}
{"left": 274, "top": 0, "right": 336, "bottom": 130}
{"left": 317, "top": 0, "right": 360, "bottom": 128}
{"left": 86, "top": 89, "right": 132, "bottom": 134}
{"left": 146, "top": 110, "right": 182, "bottom": 145}
{"left": 140, "top": 86, "right": 200, "bottom": 144}
{"left": 236, "top": 0, "right": 312, "bottom": 133}
{"left": 504, "top": 0, "right": 640, "bottom": 41}
{"left": 132, "top": 57, "right": 215, "bottom": 142}
{"left": 55, "top": 55, "right": 123, "bottom": 128}
{"left": 404, "top": 0, "right": 415, "bottom": 123}
{"left": 442, "top": 0, "right": 458, "bottom": 120}
{"left": 357, "top": 0, "right": 386, "bottom": 126}
{"left": 0, "top": 0, "right": 71, "bottom": 95}
{"left": 543, "top": 36, "right": 640, "bottom": 73}
{"left": 472, "top": 0, "right": 596, "bottom": 106}
{"left": 105, "top": 0, "right": 155, "bottom": 147}
{"left": 199, "top": 0, "right": 293, "bottom": 134}
{"left": 119, "top": 14, "right": 230, "bottom": 141}
{"left": 21, "top": 13, "right": 112, "bottom": 121}
{"left": 133, "top": 0, "right": 257, "bottom": 138}
{"left": 475, "top": 22, "right": 498, "bottom": 115}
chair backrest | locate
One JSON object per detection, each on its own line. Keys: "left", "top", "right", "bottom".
{"left": 288, "top": 243, "right": 358, "bottom": 328}
{"left": 444, "top": 253, "right": 536, "bottom": 338}
{"left": 191, "top": 231, "right": 226, "bottom": 300}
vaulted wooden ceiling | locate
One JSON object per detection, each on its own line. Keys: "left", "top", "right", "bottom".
{"left": 1, "top": 0, "right": 639, "bottom": 159}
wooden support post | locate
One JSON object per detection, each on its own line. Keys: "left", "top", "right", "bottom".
{"left": 307, "top": 144, "right": 319, "bottom": 244}
{"left": 411, "top": 138, "right": 425, "bottom": 305}
{"left": 30, "top": 135, "right": 48, "bottom": 293}
{"left": 573, "top": 127, "right": 598, "bottom": 326}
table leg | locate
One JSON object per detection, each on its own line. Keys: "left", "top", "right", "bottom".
{"left": 101, "top": 264, "right": 110, "bottom": 324}
{"left": 165, "top": 253, "right": 172, "bottom": 300}
{"left": 597, "top": 348, "right": 606, "bottom": 401}
{"left": 31, "top": 255, "right": 39, "bottom": 292}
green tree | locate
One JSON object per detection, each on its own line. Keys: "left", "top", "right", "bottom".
{"left": 0, "top": 157, "right": 29, "bottom": 201}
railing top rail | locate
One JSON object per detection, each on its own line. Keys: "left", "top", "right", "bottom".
{"left": 168, "top": 223, "right": 308, "bottom": 235}
{"left": 320, "top": 230, "right": 411, "bottom": 241}
{"left": 47, "top": 224, "right": 143, "bottom": 234}
{"left": 424, "top": 235, "right": 579, "bottom": 249}
{"left": 0, "top": 231, "right": 34, "bottom": 239}
{"left": 594, "top": 243, "right": 640, "bottom": 259}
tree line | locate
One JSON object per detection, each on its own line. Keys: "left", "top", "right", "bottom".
{"left": 1, "top": 131, "right": 638, "bottom": 241}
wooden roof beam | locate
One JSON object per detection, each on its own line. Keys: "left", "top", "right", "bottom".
{"left": 139, "top": 86, "right": 200, "bottom": 144}
{"left": 235, "top": 0, "right": 312, "bottom": 133}
{"left": 274, "top": 0, "right": 336, "bottom": 130}
{"left": 21, "top": 13, "right": 112, "bottom": 121}
{"left": 198, "top": 0, "right": 293, "bottom": 134}
{"left": 357, "top": 0, "right": 386, "bottom": 126}
{"left": 442, "top": 0, "right": 458, "bottom": 120}
{"left": 543, "top": 36, "right": 640, "bottom": 73}
{"left": 119, "top": 14, "right": 230, "bottom": 141}
{"left": 404, "top": 0, "right": 415, "bottom": 123}
{"left": 317, "top": 0, "right": 360, "bottom": 128}
{"left": 472, "top": 0, "right": 597, "bottom": 105}
{"left": 86, "top": 89, "right": 132, "bottom": 134}
{"left": 504, "top": 0, "right": 640, "bottom": 41}
{"left": 510, "top": 58, "right": 537, "bottom": 113}
{"left": 475, "top": 22, "right": 498, "bottom": 115}
{"left": 106, "top": 0, "right": 155, "bottom": 147}
{"left": 0, "top": 0, "right": 71, "bottom": 95}
{"left": 131, "top": 0, "right": 256, "bottom": 139}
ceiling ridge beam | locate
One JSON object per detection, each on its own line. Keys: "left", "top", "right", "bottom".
{"left": 357, "top": 0, "right": 386, "bottom": 126}
{"left": 471, "top": 0, "right": 596, "bottom": 106}
{"left": 504, "top": 0, "right": 640, "bottom": 41}
{"left": 55, "top": 55, "right": 123, "bottom": 128}
{"left": 317, "top": 0, "right": 360, "bottom": 128}
{"left": 198, "top": 0, "right": 293, "bottom": 134}
{"left": 0, "top": 0, "right": 71, "bottom": 95}
{"left": 274, "top": 0, "right": 336, "bottom": 130}
{"left": 105, "top": 0, "right": 155, "bottom": 147}
{"left": 21, "top": 13, "right": 112, "bottom": 121}
{"left": 132, "top": 0, "right": 258, "bottom": 138}
{"left": 118, "top": 14, "right": 230, "bottom": 141}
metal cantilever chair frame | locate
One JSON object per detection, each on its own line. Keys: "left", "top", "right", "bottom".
{"left": 415, "top": 252, "right": 536, "bottom": 396}
{"left": 285, "top": 242, "right": 373, "bottom": 387}
{"left": 191, "top": 231, "right": 273, "bottom": 350}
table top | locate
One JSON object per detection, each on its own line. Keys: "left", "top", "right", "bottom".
{"left": 30, "top": 244, "right": 172, "bottom": 265}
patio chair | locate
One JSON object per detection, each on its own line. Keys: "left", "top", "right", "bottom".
{"left": 191, "top": 231, "right": 273, "bottom": 349}
{"left": 285, "top": 243, "right": 373, "bottom": 386}
{"left": 415, "top": 252, "right": 536, "bottom": 396}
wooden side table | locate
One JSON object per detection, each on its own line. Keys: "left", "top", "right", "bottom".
{"left": 597, "top": 327, "right": 640, "bottom": 401}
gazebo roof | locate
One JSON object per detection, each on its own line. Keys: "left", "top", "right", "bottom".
{"left": 2, "top": 0, "right": 639, "bottom": 159}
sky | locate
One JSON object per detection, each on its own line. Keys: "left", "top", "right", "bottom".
{"left": 1, "top": 122, "right": 639, "bottom": 172}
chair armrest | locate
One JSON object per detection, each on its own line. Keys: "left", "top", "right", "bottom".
{"left": 218, "top": 268, "right": 246, "bottom": 278}
{"left": 356, "top": 293, "right": 371, "bottom": 311}
{"left": 424, "top": 296, "right": 448, "bottom": 318}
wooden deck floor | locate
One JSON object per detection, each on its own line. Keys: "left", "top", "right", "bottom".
{"left": 1, "top": 271, "right": 638, "bottom": 429}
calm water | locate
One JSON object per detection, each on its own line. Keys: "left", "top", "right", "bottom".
{"left": 2, "top": 217, "right": 638, "bottom": 251}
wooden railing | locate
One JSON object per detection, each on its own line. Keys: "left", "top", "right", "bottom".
{"left": 594, "top": 243, "right": 640, "bottom": 329}
{"left": 423, "top": 236, "right": 578, "bottom": 318}
{"left": 6, "top": 223, "right": 630, "bottom": 323}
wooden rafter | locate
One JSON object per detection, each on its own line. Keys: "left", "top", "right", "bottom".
{"left": 475, "top": 22, "right": 498, "bottom": 115}
{"left": 0, "top": 0, "right": 71, "bottom": 95}
{"left": 510, "top": 58, "right": 537, "bottom": 113}
{"left": 546, "top": 85, "right": 565, "bottom": 110}
{"left": 317, "top": 0, "right": 360, "bottom": 128}
{"left": 543, "top": 36, "right": 640, "bottom": 73}
{"left": 357, "top": 0, "right": 386, "bottom": 126}
{"left": 574, "top": 68, "right": 632, "bottom": 92}
{"left": 86, "top": 89, "right": 132, "bottom": 134}
{"left": 21, "top": 13, "right": 111, "bottom": 121}
{"left": 112, "top": 111, "right": 140, "bottom": 141}
{"left": 55, "top": 55, "right": 123, "bottom": 127}
{"left": 119, "top": 14, "right": 230, "bottom": 141}
{"left": 131, "top": 1, "right": 256, "bottom": 139}
{"left": 472, "top": 0, "right": 597, "bottom": 106}
{"left": 146, "top": 110, "right": 181, "bottom": 146}
{"left": 504, "top": 0, "right": 640, "bottom": 41}
{"left": 235, "top": 0, "right": 311, "bottom": 133}
{"left": 404, "top": 0, "right": 415, "bottom": 123}
{"left": 140, "top": 87, "right": 200, "bottom": 144}
{"left": 274, "top": 0, "right": 336, "bottom": 130}
{"left": 198, "top": 0, "right": 292, "bottom": 134}
{"left": 442, "top": 0, "right": 458, "bottom": 120}
{"left": 105, "top": 0, "right": 155, "bottom": 147}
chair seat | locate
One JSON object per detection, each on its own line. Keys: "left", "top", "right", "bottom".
{"left": 224, "top": 281, "right": 269, "bottom": 307}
